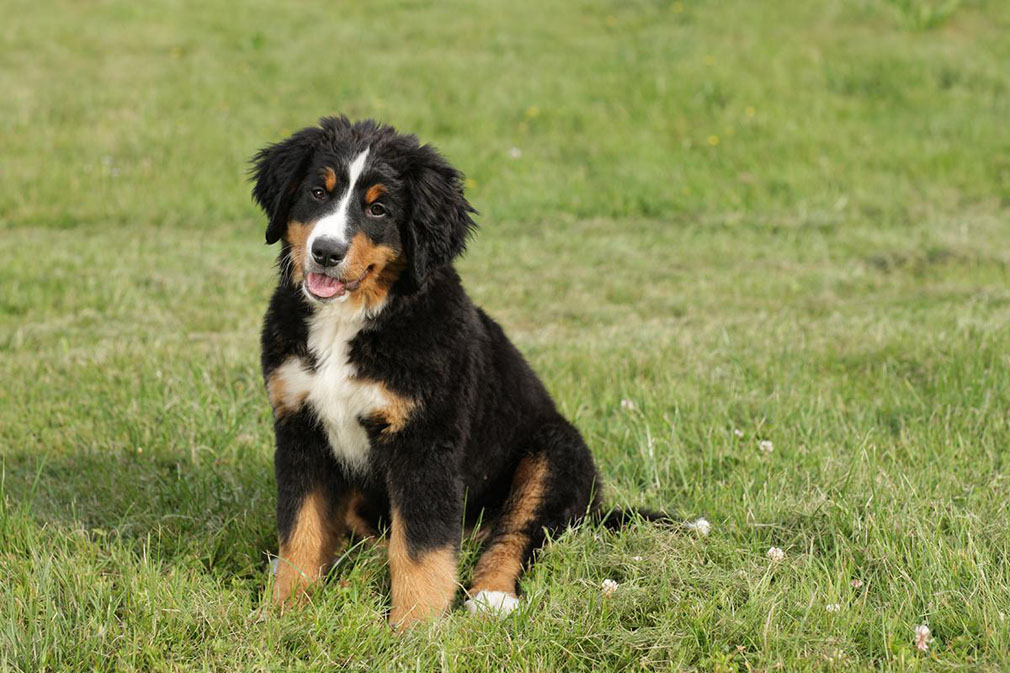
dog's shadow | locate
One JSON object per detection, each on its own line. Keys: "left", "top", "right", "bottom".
{"left": 4, "top": 447, "right": 281, "bottom": 583}
{"left": 4, "top": 447, "right": 490, "bottom": 603}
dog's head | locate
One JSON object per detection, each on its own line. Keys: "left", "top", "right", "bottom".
{"left": 251, "top": 117, "right": 476, "bottom": 310}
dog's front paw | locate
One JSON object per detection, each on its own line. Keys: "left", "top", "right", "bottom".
{"left": 463, "top": 590, "right": 520, "bottom": 617}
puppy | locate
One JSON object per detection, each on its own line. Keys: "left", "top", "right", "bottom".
{"left": 252, "top": 117, "right": 654, "bottom": 627}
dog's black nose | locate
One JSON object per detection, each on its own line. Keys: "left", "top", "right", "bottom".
{"left": 311, "top": 238, "right": 347, "bottom": 267}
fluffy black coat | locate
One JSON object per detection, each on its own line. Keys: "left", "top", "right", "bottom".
{"left": 251, "top": 117, "right": 645, "bottom": 626}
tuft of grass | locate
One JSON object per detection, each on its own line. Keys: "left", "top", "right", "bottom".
{"left": 884, "top": 0, "right": 964, "bottom": 30}
{"left": 3, "top": 0, "right": 1010, "bottom": 670}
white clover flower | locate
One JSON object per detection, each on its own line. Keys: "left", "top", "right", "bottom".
{"left": 631, "top": 556, "right": 643, "bottom": 562}
{"left": 825, "top": 603, "right": 841, "bottom": 613}
{"left": 915, "top": 624, "right": 932, "bottom": 652}
{"left": 601, "top": 579, "right": 619, "bottom": 597}
{"left": 508, "top": 147, "right": 522, "bottom": 159}
{"left": 850, "top": 578, "right": 863, "bottom": 589}
{"left": 620, "top": 399, "right": 636, "bottom": 411}
{"left": 758, "top": 440, "right": 774, "bottom": 453}
{"left": 686, "top": 517, "right": 711, "bottom": 536}
{"left": 766, "top": 547, "right": 785, "bottom": 562}
{"left": 733, "top": 428, "right": 744, "bottom": 438}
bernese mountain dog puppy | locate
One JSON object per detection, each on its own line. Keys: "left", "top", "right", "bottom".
{"left": 252, "top": 117, "right": 657, "bottom": 628}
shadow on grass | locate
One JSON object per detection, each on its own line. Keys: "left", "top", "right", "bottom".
{"left": 3, "top": 447, "right": 277, "bottom": 580}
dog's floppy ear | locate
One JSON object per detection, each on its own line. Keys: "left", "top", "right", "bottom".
{"left": 250, "top": 126, "right": 323, "bottom": 244}
{"left": 399, "top": 144, "right": 477, "bottom": 291}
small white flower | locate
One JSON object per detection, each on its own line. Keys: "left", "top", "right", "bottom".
{"left": 733, "top": 428, "right": 744, "bottom": 438}
{"left": 766, "top": 547, "right": 785, "bottom": 562}
{"left": 601, "top": 579, "right": 619, "bottom": 596}
{"left": 825, "top": 603, "right": 841, "bottom": 613}
{"left": 915, "top": 624, "right": 932, "bottom": 652}
{"left": 631, "top": 555, "right": 643, "bottom": 562}
{"left": 620, "top": 398, "right": 636, "bottom": 411}
{"left": 850, "top": 578, "right": 863, "bottom": 589}
{"left": 686, "top": 517, "right": 711, "bottom": 536}
{"left": 758, "top": 440, "right": 774, "bottom": 453}
{"left": 508, "top": 147, "right": 522, "bottom": 159}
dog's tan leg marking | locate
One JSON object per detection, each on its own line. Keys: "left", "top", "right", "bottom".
{"left": 463, "top": 522, "right": 492, "bottom": 544}
{"left": 387, "top": 506, "right": 457, "bottom": 629}
{"left": 274, "top": 489, "right": 345, "bottom": 606}
{"left": 469, "top": 453, "right": 547, "bottom": 596}
{"left": 343, "top": 488, "right": 383, "bottom": 542}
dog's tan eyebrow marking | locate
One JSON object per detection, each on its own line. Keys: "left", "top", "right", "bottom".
{"left": 364, "top": 183, "right": 386, "bottom": 205}
{"left": 322, "top": 167, "right": 337, "bottom": 192}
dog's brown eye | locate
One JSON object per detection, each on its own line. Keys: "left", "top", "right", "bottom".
{"left": 367, "top": 203, "right": 387, "bottom": 217}
{"left": 310, "top": 188, "right": 327, "bottom": 201}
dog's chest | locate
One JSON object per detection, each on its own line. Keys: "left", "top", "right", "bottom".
{"left": 286, "top": 308, "right": 388, "bottom": 475}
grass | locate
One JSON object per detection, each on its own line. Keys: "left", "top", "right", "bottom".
{"left": 2, "top": 0, "right": 1010, "bottom": 669}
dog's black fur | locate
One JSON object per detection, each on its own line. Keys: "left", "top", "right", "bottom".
{"left": 251, "top": 117, "right": 657, "bottom": 626}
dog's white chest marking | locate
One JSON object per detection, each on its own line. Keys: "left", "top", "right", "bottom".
{"left": 274, "top": 304, "right": 388, "bottom": 475}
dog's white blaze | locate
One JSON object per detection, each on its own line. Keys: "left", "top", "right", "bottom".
{"left": 307, "top": 147, "right": 371, "bottom": 248}
{"left": 273, "top": 299, "right": 388, "bottom": 475}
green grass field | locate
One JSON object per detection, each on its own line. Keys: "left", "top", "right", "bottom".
{"left": 3, "top": 0, "right": 1010, "bottom": 670}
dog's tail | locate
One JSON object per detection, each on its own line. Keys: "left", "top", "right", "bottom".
{"left": 593, "top": 506, "right": 679, "bottom": 531}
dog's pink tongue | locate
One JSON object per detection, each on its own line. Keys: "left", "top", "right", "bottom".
{"left": 307, "top": 272, "right": 345, "bottom": 298}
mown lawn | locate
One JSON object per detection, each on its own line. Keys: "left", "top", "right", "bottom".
{"left": 3, "top": 0, "right": 1010, "bottom": 670}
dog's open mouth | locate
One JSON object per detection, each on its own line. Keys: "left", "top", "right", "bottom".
{"left": 305, "top": 266, "right": 373, "bottom": 300}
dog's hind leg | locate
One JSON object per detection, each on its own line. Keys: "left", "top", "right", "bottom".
{"left": 465, "top": 417, "right": 599, "bottom": 615}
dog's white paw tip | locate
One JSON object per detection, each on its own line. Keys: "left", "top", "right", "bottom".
{"left": 464, "top": 590, "right": 520, "bottom": 617}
